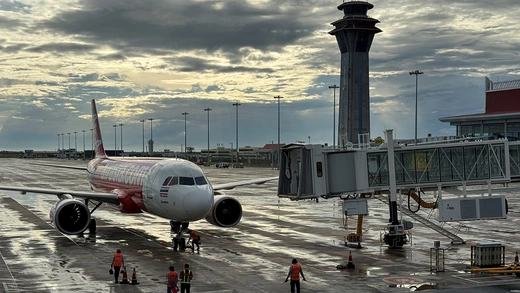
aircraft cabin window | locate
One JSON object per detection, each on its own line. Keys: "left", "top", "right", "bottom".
{"left": 169, "top": 176, "right": 179, "bottom": 186}
{"left": 162, "top": 177, "right": 172, "bottom": 186}
{"left": 179, "top": 177, "right": 195, "bottom": 185}
{"left": 195, "top": 176, "right": 207, "bottom": 185}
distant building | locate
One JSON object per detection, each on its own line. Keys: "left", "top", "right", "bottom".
{"left": 439, "top": 77, "right": 520, "bottom": 140}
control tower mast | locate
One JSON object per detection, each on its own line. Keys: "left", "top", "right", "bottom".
{"left": 329, "top": 1, "right": 381, "bottom": 145}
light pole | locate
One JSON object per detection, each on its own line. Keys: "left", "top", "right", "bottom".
{"left": 119, "top": 123, "right": 123, "bottom": 155}
{"left": 67, "top": 133, "right": 71, "bottom": 149}
{"left": 229, "top": 142, "right": 233, "bottom": 164}
{"left": 113, "top": 124, "right": 117, "bottom": 154}
{"left": 90, "top": 129, "right": 93, "bottom": 158}
{"left": 270, "top": 140, "right": 274, "bottom": 169}
{"left": 74, "top": 131, "right": 77, "bottom": 152}
{"left": 57, "top": 134, "right": 60, "bottom": 151}
{"left": 273, "top": 95, "right": 283, "bottom": 168}
{"left": 140, "top": 119, "right": 145, "bottom": 153}
{"left": 204, "top": 108, "right": 212, "bottom": 164}
{"left": 328, "top": 85, "right": 339, "bottom": 149}
{"left": 409, "top": 70, "right": 424, "bottom": 145}
{"left": 148, "top": 118, "right": 154, "bottom": 154}
{"left": 182, "top": 112, "right": 189, "bottom": 154}
{"left": 82, "top": 130, "right": 85, "bottom": 159}
{"left": 232, "top": 103, "right": 241, "bottom": 164}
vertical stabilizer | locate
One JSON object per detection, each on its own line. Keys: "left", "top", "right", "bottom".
{"left": 91, "top": 99, "right": 107, "bottom": 158}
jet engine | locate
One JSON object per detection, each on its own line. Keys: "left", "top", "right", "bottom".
{"left": 49, "top": 197, "right": 91, "bottom": 235}
{"left": 205, "top": 195, "right": 242, "bottom": 227}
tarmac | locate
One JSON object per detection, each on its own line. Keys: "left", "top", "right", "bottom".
{"left": 1, "top": 157, "right": 520, "bottom": 292}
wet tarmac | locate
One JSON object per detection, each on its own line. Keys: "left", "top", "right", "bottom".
{"left": 1, "top": 158, "right": 520, "bottom": 292}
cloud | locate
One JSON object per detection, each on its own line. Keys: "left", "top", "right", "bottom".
{"left": 0, "top": 0, "right": 519, "bottom": 151}
{"left": 41, "top": 0, "right": 315, "bottom": 56}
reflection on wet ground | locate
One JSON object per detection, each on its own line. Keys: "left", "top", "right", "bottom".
{"left": 1, "top": 158, "right": 520, "bottom": 292}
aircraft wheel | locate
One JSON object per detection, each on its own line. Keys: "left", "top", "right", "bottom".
{"left": 88, "top": 219, "right": 97, "bottom": 235}
{"left": 173, "top": 238, "right": 178, "bottom": 251}
{"left": 180, "top": 238, "right": 186, "bottom": 251}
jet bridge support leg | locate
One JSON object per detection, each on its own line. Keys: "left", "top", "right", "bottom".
{"left": 382, "top": 129, "right": 408, "bottom": 248}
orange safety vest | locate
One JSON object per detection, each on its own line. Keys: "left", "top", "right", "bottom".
{"left": 168, "top": 271, "right": 178, "bottom": 286}
{"left": 290, "top": 264, "right": 301, "bottom": 281}
{"left": 191, "top": 231, "right": 199, "bottom": 239}
{"left": 113, "top": 253, "right": 123, "bottom": 267}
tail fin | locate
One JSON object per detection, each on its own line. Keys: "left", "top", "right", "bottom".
{"left": 91, "top": 99, "right": 107, "bottom": 158}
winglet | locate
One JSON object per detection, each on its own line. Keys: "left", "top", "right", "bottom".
{"left": 91, "top": 99, "right": 107, "bottom": 158}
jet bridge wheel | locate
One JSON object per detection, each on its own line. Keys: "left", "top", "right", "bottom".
{"left": 384, "top": 234, "right": 406, "bottom": 249}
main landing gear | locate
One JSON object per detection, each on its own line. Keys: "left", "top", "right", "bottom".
{"left": 170, "top": 221, "right": 189, "bottom": 251}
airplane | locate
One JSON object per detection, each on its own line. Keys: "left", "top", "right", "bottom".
{"left": 0, "top": 99, "right": 277, "bottom": 251}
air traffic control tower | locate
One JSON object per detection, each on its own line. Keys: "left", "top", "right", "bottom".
{"left": 329, "top": 1, "right": 381, "bottom": 145}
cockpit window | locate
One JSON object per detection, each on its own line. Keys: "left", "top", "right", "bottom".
{"left": 195, "top": 176, "right": 207, "bottom": 185}
{"left": 179, "top": 176, "right": 195, "bottom": 185}
{"left": 162, "top": 177, "right": 172, "bottom": 186}
{"left": 169, "top": 176, "right": 179, "bottom": 186}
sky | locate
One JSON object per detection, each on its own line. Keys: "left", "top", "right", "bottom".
{"left": 0, "top": 0, "right": 519, "bottom": 152}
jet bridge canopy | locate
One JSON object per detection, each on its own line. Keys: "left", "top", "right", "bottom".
{"left": 277, "top": 139, "right": 511, "bottom": 200}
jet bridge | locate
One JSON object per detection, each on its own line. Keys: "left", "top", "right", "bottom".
{"left": 278, "top": 137, "right": 510, "bottom": 222}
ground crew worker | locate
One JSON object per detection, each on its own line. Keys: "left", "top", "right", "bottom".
{"left": 179, "top": 263, "right": 193, "bottom": 293}
{"left": 284, "top": 258, "right": 307, "bottom": 293}
{"left": 111, "top": 249, "right": 125, "bottom": 283}
{"left": 188, "top": 230, "right": 200, "bottom": 252}
{"left": 166, "top": 265, "right": 178, "bottom": 293}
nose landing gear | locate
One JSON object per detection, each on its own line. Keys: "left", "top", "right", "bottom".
{"left": 170, "top": 221, "right": 189, "bottom": 251}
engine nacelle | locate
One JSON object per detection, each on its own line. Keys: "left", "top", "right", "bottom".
{"left": 205, "top": 195, "right": 242, "bottom": 227}
{"left": 49, "top": 198, "right": 91, "bottom": 235}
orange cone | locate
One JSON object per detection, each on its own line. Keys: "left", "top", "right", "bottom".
{"left": 130, "top": 267, "right": 140, "bottom": 285}
{"left": 346, "top": 251, "right": 355, "bottom": 269}
{"left": 119, "top": 267, "right": 129, "bottom": 284}
{"left": 515, "top": 252, "right": 519, "bottom": 264}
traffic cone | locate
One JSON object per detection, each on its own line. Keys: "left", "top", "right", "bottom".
{"left": 515, "top": 252, "right": 519, "bottom": 264}
{"left": 119, "top": 267, "right": 129, "bottom": 284}
{"left": 346, "top": 251, "right": 355, "bottom": 269}
{"left": 130, "top": 267, "right": 140, "bottom": 285}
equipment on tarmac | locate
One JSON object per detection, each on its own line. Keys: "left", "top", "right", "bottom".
{"left": 346, "top": 251, "right": 355, "bottom": 269}
{"left": 130, "top": 267, "right": 140, "bottom": 285}
{"left": 119, "top": 267, "right": 129, "bottom": 284}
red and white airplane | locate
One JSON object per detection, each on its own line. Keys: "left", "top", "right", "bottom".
{"left": 0, "top": 99, "right": 277, "bottom": 251}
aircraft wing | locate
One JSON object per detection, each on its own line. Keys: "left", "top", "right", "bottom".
{"left": 212, "top": 176, "right": 278, "bottom": 190}
{"left": 0, "top": 185, "right": 120, "bottom": 205}
{"left": 32, "top": 162, "right": 88, "bottom": 171}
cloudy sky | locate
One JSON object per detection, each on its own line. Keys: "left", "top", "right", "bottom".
{"left": 0, "top": 0, "right": 519, "bottom": 152}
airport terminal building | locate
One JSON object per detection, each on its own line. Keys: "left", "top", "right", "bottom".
{"left": 439, "top": 77, "right": 520, "bottom": 140}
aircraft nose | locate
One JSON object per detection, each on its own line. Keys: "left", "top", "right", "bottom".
{"left": 183, "top": 188, "right": 213, "bottom": 220}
